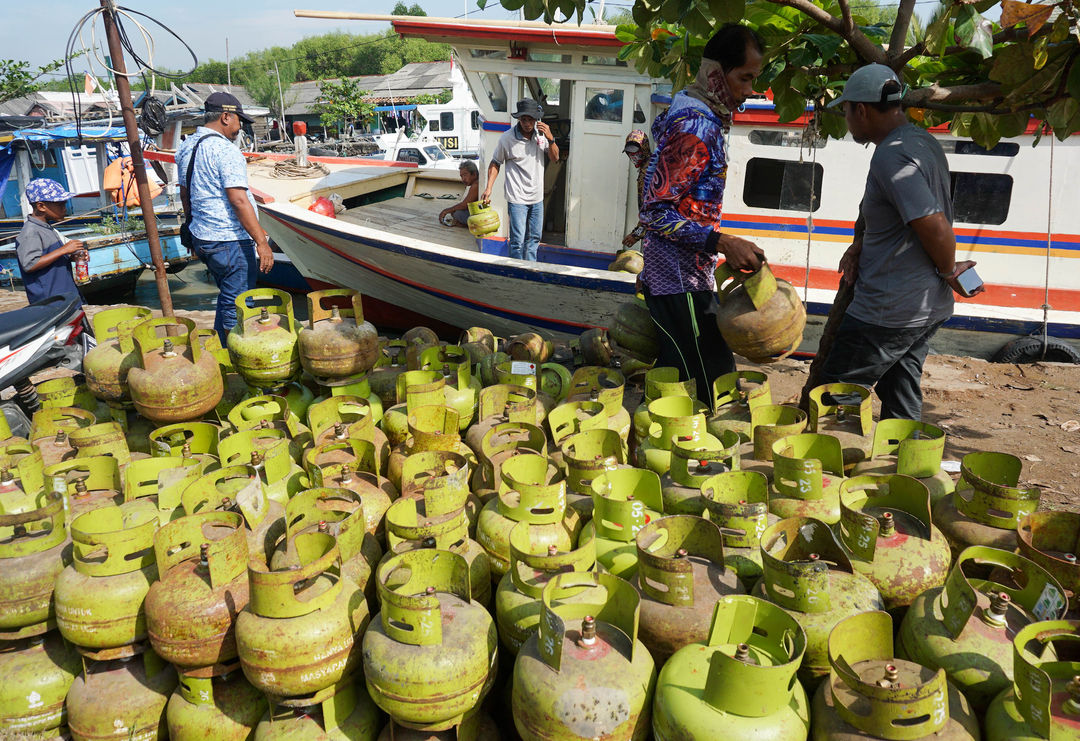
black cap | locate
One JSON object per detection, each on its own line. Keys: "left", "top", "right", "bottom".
{"left": 511, "top": 98, "right": 543, "bottom": 120}
{"left": 205, "top": 91, "right": 254, "bottom": 123}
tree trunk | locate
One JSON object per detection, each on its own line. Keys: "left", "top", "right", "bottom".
{"left": 798, "top": 279, "right": 854, "bottom": 411}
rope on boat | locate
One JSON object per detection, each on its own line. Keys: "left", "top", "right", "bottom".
{"left": 801, "top": 106, "right": 819, "bottom": 306}
{"left": 271, "top": 159, "right": 331, "bottom": 179}
{"left": 1041, "top": 134, "right": 1055, "bottom": 360}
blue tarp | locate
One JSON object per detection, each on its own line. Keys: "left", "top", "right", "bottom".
{"left": 373, "top": 105, "right": 417, "bottom": 112}
{"left": 2, "top": 124, "right": 127, "bottom": 147}
{"left": 0, "top": 148, "right": 13, "bottom": 206}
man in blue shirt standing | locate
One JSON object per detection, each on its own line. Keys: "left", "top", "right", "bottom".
{"left": 15, "top": 178, "right": 87, "bottom": 306}
{"left": 177, "top": 92, "right": 273, "bottom": 342}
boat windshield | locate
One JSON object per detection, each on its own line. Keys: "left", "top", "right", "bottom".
{"left": 423, "top": 146, "right": 447, "bottom": 161}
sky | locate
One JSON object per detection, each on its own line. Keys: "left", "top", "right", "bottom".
{"left": 1, "top": 0, "right": 533, "bottom": 74}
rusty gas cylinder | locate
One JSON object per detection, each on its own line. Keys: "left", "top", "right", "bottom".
{"left": 0, "top": 629, "right": 80, "bottom": 737}
{"left": 254, "top": 679, "right": 382, "bottom": 740}
{"left": 229, "top": 394, "right": 313, "bottom": 463}
{"left": 236, "top": 531, "right": 370, "bottom": 699}
{"left": 166, "top": 667, "right": 267, "bottom": 741}
{"left": 609, "top": 247, "right": 644, "bottom": 274}
{"left": 46, "top": 455, "right": 123, "bottom": 524}
{"left": 811, "top": 611, "right": 979, "bottom": 740}
{"left": 507, "top": 332, "right": 553, "bottom": 365}
{"left": 706, "top": 370, "right": 772, "bottom": 442}
{"left": 181, "top": 464, "right": 285, "bottom": 565}
{"left": 30, "top": 406, "right": 94, "bottom": 466}
{"left": 752, "top": 517, "right": 884, "bottom": 687}
{"left": 66, "top": 648, "right": 177, "bottom": 741}
{"left": 559, "top": 427, "right": 628, "bottom": 520}
{"left": 1018, "top": 510, "right": 1080, "bottom": 613}
{"left": 0, "top": 444, "right": 45, "bottom": 515}
{"left": 635, "top": 515, "right": 745, "bottom": 665}
{"left": 382, "top": 370, "right": 449, "bottom": 448}
{"left": 128, "top": 317, "right": 224, "bottom": 423}
{"left": 227, "top": 288, "right": 302, "bottom": 388}
{"left": 659, "top": 430, "right": 740, "bottom": 515}
{"left": 610, "top": 295, "right": 659, "bottom": 364}
{"left": 378, "top": 711, "right": 500, "bottom": 741}
{"left": 146, "top": 511, "right": 251, "bottom": 673}
{"left": 933, "top": 451, "right": 1041, "bottom": 559}
{"left": 739, "top": 403, "right": 808, "bottom": 482}
{"left": 637, "top": 395, "right": 708, "bottom": 475}
{"left": 835, "top": 474, "right": 951, "bottom": 610}
{"left": 983, "top": 619, "right": 1080, "bottom": 740}
{"left": 387, "top": 406, "right": 475, "bottom": 492}
{"left": 219, "top": 429, "right": 305, "bottom": 505}
{"left": 513, "top": 571, "right": 656, "bottom": 740}
{"left": 898, "top": 545, "right": 1068, "bottom": 712}
{"left": 769, "top": 433, "right": 847, "bottom": 524}
{"left": 0, "top": 490, "right": 68, "bottom": 640}
{"left": 852, "top": 419, "right": 956, "bottom": 506}
{"left": 307, "top": 394, "right": 389, "bottom": 468}
{"left": 397, "top": 450, "right": 482, "bottom": 533}
{"left": 364, "top": 548, "right": 498, "bottom": 731}
{"left": 471, "top": 418, "right": 548, "bottom": 495}
{"left": 420, "top": 346, "right": 481, "bottom": 430}
{"left": 700, "top": 470, "right": 779, "bottom": 589}
{"left": 299, "top": 289, "right": 379, "bottom": 379}
{"left": 572, "top": 327, "right": 613, "bottom": 367}
{"left": 54, "top": 503, "right": 158, "bottom": 658}
{"left": 122, "top": 456, "right": 204, "bottom": 526}
{"left": 466, "top": 384, "right": 544, "bottom": 455}
{"left": 807, "top": 383, "right": 875, "bottom": 470}
{"left": 632, "top": 367, "right": 697, "bottom": 447}
{"left": 652, "top": 595, "right": 810, "bottom": 741}
{"left": 714, "top": 260, "right": 805, "bottom": 363}
{"left": 149, "top": 421, "right": 220, "bottom": 462}
{"left": 304, "top": 439, "right": 396, "bottom": 540}
{"left": 564, "top": 366, "right": 632, "bottom": 443}
{"left": 582, "top": 467, "right": 665, "bottom": 580}
{"left": 369, "top": 340, "right": 410, "bottom": 407}
{"left": 83, "top": 306, "right": 153, "bottom": 404}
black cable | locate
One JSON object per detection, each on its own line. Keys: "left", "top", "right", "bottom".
{"left": 112, "top": 5, "right": 199, "bottom": 79}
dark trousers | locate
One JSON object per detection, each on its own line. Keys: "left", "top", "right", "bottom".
{"left": 644, "top": 288, "right": 735, "bottom": 409}
{"left": 191, "top": 236, "right": 258, "bottom": 344}
{"left": 821, "top": 313, "right": 944, "bottom": 420}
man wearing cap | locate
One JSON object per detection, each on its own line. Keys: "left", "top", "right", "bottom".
{"left": 16, "top": 178, "right": 87, "bottom": 306}
{"left": 481, "top": 98, "right": 559, "bottom": 261}
{"left": 177, "top": 91, "right": 273, "bottom": 342}
{"left": 821, "top": 64, "right": 981, "bottom": 420}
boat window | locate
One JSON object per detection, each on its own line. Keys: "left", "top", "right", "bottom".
{"left": 749, "top": 130, "right": 827, "bottom": 148}
{"left": 951, "top": 172, "right": 1012, "bottom": 225}
{"left": 634, "top": 103, "right": 646, "bottom": 124}
{"left": 527, "top": 52, "right": 571, "bottom": 64}
{"left": 743, "top": 157, "right": 823, "bottom": 212}
{"left": 423, "top": 146, "right": 447, "bottom": 161}
{"left": 440, "top": 112, "right": 454, "bottom": 131}
{"left": 428, "top": 117, "right": 440, "bottom": 132}
{"left": 941, "top": 141, "right": 1020, "bottom": 157}
{"left": 583, "top": 55, "right": 628, "bottom": 67}
{"left": 470, "top": 49, "right": 507, "bottom": 60}
{"left": 398, "top": 147, "right": 426, "bottom": 165}
{"left": 522, "top": 76, "right": 562, "bottom": 107}
{"left": 479, "top": 72, "right": 510, "bottom": 112}
{"left": 585, "top": 88, "right": 624, "bottom": 122}
{"left": 471, "top": 111, "right": 482, "bottom": 130}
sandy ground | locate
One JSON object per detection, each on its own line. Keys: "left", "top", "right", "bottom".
{"left": 2, "top": 286, "right": 1076, "bottom": 510}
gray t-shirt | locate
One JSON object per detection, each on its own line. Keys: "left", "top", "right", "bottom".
{"left": 847, "top": 124, "right": 955, "bottom": 329}
{"left": 490, "top": 124, "right": 549, "bottom": 205}
{"left": 15, "top": 215, "right": 60, "bottom": 270}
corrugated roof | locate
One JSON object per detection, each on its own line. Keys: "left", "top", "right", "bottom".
{"left": 283, "top": 61, "right": 451, "bottom": 116}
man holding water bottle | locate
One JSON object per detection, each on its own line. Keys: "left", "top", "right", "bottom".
{"left": 16, "top": 178, "right": 88, "bottom": 306}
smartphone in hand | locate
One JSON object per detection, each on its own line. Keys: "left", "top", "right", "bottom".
{"left": 955, "top": 266, "right": 983, "bottom": 298}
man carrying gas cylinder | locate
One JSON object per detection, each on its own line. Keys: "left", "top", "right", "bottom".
{"left": 821, "top": 64, "right": 983, "bottom": 420}
{"left": 638, "top": 24, "right": 767, "bottom": 404}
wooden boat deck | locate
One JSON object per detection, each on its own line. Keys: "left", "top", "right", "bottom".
{"left": 338, "top": 196, "right": 482, "bottom": 253}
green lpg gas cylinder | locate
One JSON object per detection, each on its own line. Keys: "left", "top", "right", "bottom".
{"left": 369, "top": 340, "right": 409, "bottom": 408}
{"left": 0, "top": 490, "right": 68, "bottom": 640}
{"left": 467, "top": 384, "right": 544, "bottom": 455}
{"left": 66, "top": 649, "right": 177, "bottom": 741}
{"left": 307, "top": 394, "right": 387, "bottom": 468}
{"left": 30, "top": 406, "right": 94, "bottom": 467}
{"left": 632, "top": 367, "right": 696, "bottom": 448}
{"left": 610, "top": 295, "right": 660, "bottom": 364}
{"left": 387, "top": 406, "right": 476, "bottom": 493}
{"left": 181, "top": 464, "right": 285, "bottom": 564}
{"left": 700, "top": 470, "right": 778, "bottom": 588}
{"left": 835, "top": 474, "right": 951, "bottom": 610}
{"left": 714, "top": 260, "right": 806, "bottom": 363}
{"left": 54, "top": 503, "right": 158, "bottom": 657}
{"left": 236, "top": 531, "right": 369, "bottom": 699}
{"left": 933, "top": 451, "right": 1041, "bottom": 559}
{"left": 312, "top": 372, "right": 385, "bottom": 426}
{"left": 255, "top": 679, "right": 382, "bottom": 741}
{"left": 0, "top": 629, "right": 80, "bottom": 737}
{"left": 706, "top": 370, "right": 772, "bottom": 440}
{"left": 638, "top": 395, "right": 708, "bottom": 475}
{"left": 68, "top": 420, "right": 132, "bottom": 469}
{"left": 572, "top": 329, "right": 612, "bottom": 369}
{"left": 984, "top": 619, "right": 1080, "bottom": 740}
{"left": 546, "top": 399, "right": 609, "bottom": 450}
{"left": 228, "top": 394, "right": 313, "bottom": 458}
{"left": 149, "top": 421, "right": 220, "bottom": 463}
{"left": 227, "top": 288, "right": 301, "bottom": 388}
{"left": 898, "top": 545, "right": 1068, "bottom": 712}
{"left": 1018, "top": 511, "right": 1080, "bottom": 613}
{"left": 0, "top": 443, "right": 45, "bottom": 513}
{"left": 218, "top": 429, "right": 304, "bottom": 506}
{"left": 513, "top": 571, "right": 656, "bottom": 740}
{"left": 852, "top": 419, "right": 955, "bottom": 506}
{"left": 299, "top": 289, "right": 379, "bottom": 379}
{"left": 659, "top": 430, "right": 740, "bottom": 515}
{"left": 420, "top": 345, "right": 481, "bottom": 429}
{"left": 166, "top": 668, "right": 267, "bottom": 741}
{"left": 472, "top": 420, "right": 546, "bottom": 492}
{"left": 811, "top": 611, "right": 979, "bottom": 740}
{"left": 145, "top": 511, "right": 251, "bottom": 673}
{"left": 495, "top": 520, "right": 595, "bottom": 657}
{"left": 83, "top": 306, "right": 152, "bottom": 405}
{"left": 305, "top": 441, "right": 395, "bottom": 542}
{"left": 378, "top": 711, "right": 500, "bottom": 741}
{"left": 653, "top": 595, "right": 809, "bottom": 741}
{"left": 752, "top": 517, "right": 884, "bottom": 686}
{"left": 563, "top": 366, "right": 631, "bottom": 443}
{"left": 582, "top": 467, "right": 665, "bottom": 580}
{"left": 740, "top": 404, "right": 808, "bottom": 482}
{"left": 382, "top": 371, "right": 446, "bottom": 448}
{"left": 397, "top": 450, "right": 482, "bottom": 536}
{"left": 635, "top": 515, "right": 745, "bottom": 665}
{"left": 769, "top": 433, "right": 847, "bottom": 524}
{"left": 466, "top": 200, "right": 499, "bottom": 237}
{"left": 127, "top": 317, "right": 224, "bottom": 424}
{"left": 363, "top": 549, "right": 498, "bottom": 731}
{"left": 559, "top": 427, "right": 627, "bottom": 520}
{"left": 807, "top": 383, "right": 875, "bottom": 470}
{"left": 122, "top": 456, "right": 204, "bottom": 526}
{"left": 47, "top": 456, "right": 121, "bottom": 527}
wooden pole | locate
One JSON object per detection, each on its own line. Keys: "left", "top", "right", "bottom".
{"left": 99, "top": 0, "right": 174, "bottom": 316}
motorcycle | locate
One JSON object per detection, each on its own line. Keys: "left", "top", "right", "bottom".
{"left": 0, "top": 295, "right": 91, "bottom": 436}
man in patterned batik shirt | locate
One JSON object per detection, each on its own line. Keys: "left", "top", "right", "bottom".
{"left": 177, "top": 92, "right": 274, "bottom": 342}
{"left": 638, "top": 25, "right": 767, "bottom": 406}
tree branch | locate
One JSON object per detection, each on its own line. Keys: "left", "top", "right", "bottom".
{"left": 887, "top": 0, "right": 916, "bottom": 62}
{"left": 838, "top": 0, "right": 854, "bottom": 36}
{"left": 902, "top": 81, "right": 1002, "bottom": 106}
{"left": 771, "top": 0, "right": 887, "bottom": 63}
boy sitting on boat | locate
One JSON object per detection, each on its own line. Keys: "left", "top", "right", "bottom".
{"left": 439, "top": 161, "right": 480, "bottom": 227}
{"left": 16, "top": 178, "right": 87, "bottom": 306}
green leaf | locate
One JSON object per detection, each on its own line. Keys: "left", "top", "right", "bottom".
{"left": 476, "top": 0, "right": 487, "bottom": 8}
{"left": 614, "top": 25, "right": 639, "bottom": 42}
{"left": 970, "top": 112, "right": 1001, "bottom": 149}
{"left": 819, "top": 109, "right": 848, "bottom": 139}
{"left": 1004, "top": 53, "right": 1068, "bottom": 106}
{"left": 501, "top": 0, "right": 525, "bottom": 9}
{"left": 949, "top": 112, "right": 974, "bottom": 138}
{"left": 803, "top": 33, "right": 844, "bottom": 61}
{"left": 1068, "top": 60, "right": 1080, "bottom": 103}
{"left": 1046, "top": 98, "right": 1080, "bottom": 138}
{"left": 921, "top": 11, "right": 953, "bottom": 58}
{"left": 1032, "top": 36, "right": 1048, "bottom": 70}
{"left": 631, "top": 3, "right": 654, "bottom": 26}
{"left": 955, "top": 7, "right": 993, "bottom": 59}
{"left": 660, "top": 0, "right": 683, "bottom": 23}
{"left": 1050, "top": 14, "right": 1070, "bottom": 43}
{"left": 682, "top": 7, "right": 714, "bottom": 37}
{"left": 708, "top": 0, "right": 745, "bottom": 24}
{"left": 995, "top": 111, "right": 1031, "bottom": 138}
{"left": 989, "top": 44, "right": 1034, "bottom": 86}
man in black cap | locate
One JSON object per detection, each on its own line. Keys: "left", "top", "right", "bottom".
{"left": 481, "top": 98, "right": 559, "bottom": 261}
{"left": 177, "top": 91, "right": 274, "bottom": 342}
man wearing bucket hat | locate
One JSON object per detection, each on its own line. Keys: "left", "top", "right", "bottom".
{"left": 15, "top": 178, "right": 87, "bottom": 306}
{"left": 820, "top": 63, "right": 981, "bottom": 420}
{"left": 481, "top": 98, "right": 559, "bottom": 261}
{"left": 177, "top": 91, "right": 274, "bottom": 342}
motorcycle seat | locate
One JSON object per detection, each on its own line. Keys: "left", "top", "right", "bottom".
{"left": 0, "top": 295, "right": 81, "bottom": 351}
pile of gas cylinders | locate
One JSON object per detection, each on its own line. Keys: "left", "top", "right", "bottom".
{"left": 2, "top": 282, "right": 1079, "bottom": 741}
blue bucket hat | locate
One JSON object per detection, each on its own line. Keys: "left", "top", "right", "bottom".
{"left": 25, "top": 178, "right": 75, "bottom": 204}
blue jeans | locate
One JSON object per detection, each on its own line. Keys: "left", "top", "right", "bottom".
{"left": 507, "top": 201, "right": 543, "bottom": 261}
{"left": 192, "top": 236, "right": 257, "bottom": 343}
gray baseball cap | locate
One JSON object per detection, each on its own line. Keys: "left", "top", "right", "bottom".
{"left": 828, "top": 64, "right": 904, "bottom": 108}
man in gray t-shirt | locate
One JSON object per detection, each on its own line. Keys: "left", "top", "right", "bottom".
{"left": 481, "top": 98, "right": 560, "bottom": 261}
{"left": 820, "top": 65, "right": 982, "bottom": 420}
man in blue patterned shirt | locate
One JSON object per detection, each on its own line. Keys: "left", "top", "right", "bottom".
{"left": 177, "top": 92, "right": 273, "bottom": 342}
